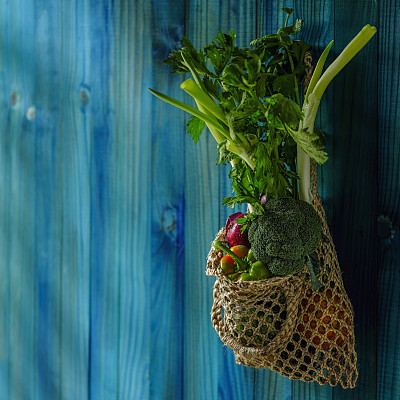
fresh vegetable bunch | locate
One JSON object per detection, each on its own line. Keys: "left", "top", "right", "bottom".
{"left": 149, "top": 9, "right": 376, "bottom": 287}
{"left": 216, "top": 200, "right": 323, "bottom": 289}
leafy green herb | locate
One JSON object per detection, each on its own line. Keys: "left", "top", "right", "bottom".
{"left": 185, "top": 116, "right": 205, "bottom": 144}
{"left": 149, "top": 10, "right": 376, "bottom": 210}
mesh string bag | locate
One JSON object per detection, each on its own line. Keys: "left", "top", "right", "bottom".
{"left": 206, "top": 161, "right": 358, "bottom": 388}
{"left": 206, "top": 53, "right": 358, "bottom": 388}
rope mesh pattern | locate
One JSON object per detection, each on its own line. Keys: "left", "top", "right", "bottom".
{"left": 206, "top": 162, "right": 358, "bottom": 388}
{"left": 206, "top": 52, "right": 357, "bottom": 388}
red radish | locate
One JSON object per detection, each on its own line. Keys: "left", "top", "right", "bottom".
{"left": 225, "top": 212, "right": 250, "bottom": 248}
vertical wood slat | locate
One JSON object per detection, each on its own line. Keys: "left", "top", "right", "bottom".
{"left": 149, "top": 1, "right": 185, "bottom": 399}
{"left": 57, "top": 1, "right": 91, "bottom": 399}
{"left": 33, "top": 2, "right": 62, "bottom": 398}
{"left": 0, "top": 1, "right": 394, "bottom": 399}
{"left": 89, "top": 1, "right": 119, "bottom": 399}
{"left": 377, "top": 0, "right": 400, "bottom": 398}
{"left": 6, "top": 2, "right": 37, "bottom": 398}
{"left": 183, "top": 1, "right": 258, "bottom": 399}
{"left": 332, "top": 1, "right": 378, "bottom": 400}
{"left": 118, "top": 2, "right": 152, "bottom": 399}
{"left": 0, "top": 5, "right": 15, "bottom": 400}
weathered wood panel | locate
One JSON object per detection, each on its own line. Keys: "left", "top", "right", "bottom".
{"left": 0, "top": 1, "right": 398, "bottom": 399}
{"left": 183, "top": 1, "right": 257, "bottom": 399}
{"left": 377, "top": 1, "right": 400, "bottom": 399}
{"left": 331, "top": 2, "right": 378, "bottom": 400}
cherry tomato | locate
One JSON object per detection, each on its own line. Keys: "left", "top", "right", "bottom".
{"left": 230, "top": 245, "right": 249, "bottom": 258}
{"left": 220, "top": 255, "right": 235, "bottom": 275}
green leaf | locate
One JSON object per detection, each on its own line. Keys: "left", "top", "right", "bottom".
{"left": 281, "top": 7, "right": 293, "bottom": 15}
{"left": 245, "top": 55, "right": 261, "bottom": 84}
{"left": 163, "top": 51, "right": 190, "bottom": 74}
{"left": 222, "top": 63, "right": 245, "bottom": 87}
{"left": 186, "top": 116, "right": 205, "bottom": 144}
{"left": 272, "top": 74, "right": 296, "bottom": 98}
{"left": 277, "top": 30, "right": 293, "bottom": 47}
{"left": 217, "top": 140, "right": 235, "bottom": 165}
{"left": 266, "top": 94, "right": 303, "bottom": 128}
{"left": 286, "top": 126, "right": 328, "bottom": 164}
{"left": 291, "top": 40, "right": 311, "bottom": 65}
{"left": 202, "top": 76, "right": 221, "bottom": 101}
{"left": 178, "top": 36, "right": 216, "bottom": 79}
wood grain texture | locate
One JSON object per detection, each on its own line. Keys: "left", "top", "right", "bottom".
{"left": 117, "top": 2, "right": 152, "bottom": 399}
{"left": 377, "top": 1, "right": 400, "bottom": 399}
{"left": 183, "top": 1, "right": 258, "bottom": 399}
{"left": 89, "top": 2, "right": 120, "bottom": 399}
{"left": 150, "top": 1, "right": 185, "bottom": 399}
{"left": 0, "top": 1, "right": 397, "bottom": 399}
{"left": 331, "top": 1, "right": 378, "bottom": 399}
{"left": 6, "top": 2, "right": 37, "bottom": 397}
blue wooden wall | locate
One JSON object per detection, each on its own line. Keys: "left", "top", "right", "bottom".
{"left": 0, "top": 0, "right": 397, "bottom": 399}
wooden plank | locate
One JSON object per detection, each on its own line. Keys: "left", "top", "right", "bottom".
{"left": 149, "top": 2, "right": 185, "bottom": 399}
{"left": 88, "top": 2, "right": 120, "bottom": 399}
{"left": 114, "top": 2, "right": 153, "bottom": 399}
{"left": 55, "top": 1, "right": 91, "bottom": 399}
{"left": 0, "top": 3, "right": 13, "bottom": 399}
{"left": 31, "top": 3, "right": 63, "bottom": 398}
{"left": 3, "top": 1, "right": 38, "bottom": 399}
{"left": 331, "top": 1, "right": 378, "bottom": 399}
{"left": 182, "top": 1, "right": 257, "bottom": 399}
{"left": 377, "top": 0, "right": 400, "bottom": 398}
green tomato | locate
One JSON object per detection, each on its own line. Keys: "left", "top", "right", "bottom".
{"left": 247, "top": 248, "right": 257, "bottom": 263}
{"left": 249, "top": 261, "right": 272, "bottom": 280}
{"left": 238, "top": 272, "right": 254, "bottom": 282}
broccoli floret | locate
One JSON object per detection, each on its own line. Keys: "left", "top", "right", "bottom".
{"left": 247, "top": 197, "right": 322, "bottom": 277}
{"left": 264, "top": 256, "right": 305, "bottom": 276}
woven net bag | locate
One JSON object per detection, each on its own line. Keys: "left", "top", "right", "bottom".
{"left": 206, "top": 162, "right": 358, "bottom": 388}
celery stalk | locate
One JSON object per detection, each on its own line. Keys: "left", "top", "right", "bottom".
{"left": 181, "top": 79, "right": 227, "bottom": 123}
{"left": 298, "top": 24, "right": 377, "bottom": 203}
{"left": 148, "top": 88, "right": 230, "bottom": 140}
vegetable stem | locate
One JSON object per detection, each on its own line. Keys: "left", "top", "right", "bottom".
{"left": 298, "top": 24, "right": 376, "bottom": 203}
{"left": 285, "top": 47, "right": 301, "bottom": 106}
{"left": 148, "top": 88, "right": 231, "bottom": 141}
{"left": 313, "top": 25, "right": 377, "bottom": 101}
{"left": 213, "top": 240, "right": 249, "bottom": 270}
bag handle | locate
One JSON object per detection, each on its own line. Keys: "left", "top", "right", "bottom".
{"left": 211, "top": 275, "right": 304, "bottom": 358}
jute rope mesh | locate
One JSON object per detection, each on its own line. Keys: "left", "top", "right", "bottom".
{"left": 205, "top": 52, "right": 358, "bottom": 388}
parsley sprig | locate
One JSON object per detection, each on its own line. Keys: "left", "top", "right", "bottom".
{"left": 149, "top": 8, "right": 376, "bottom": 208}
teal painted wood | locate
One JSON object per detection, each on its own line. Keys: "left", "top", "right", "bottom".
{"left": 88, "top": 2, "right": 119, "bottom": 399}
{"left": 4, "top": 2, "right": 37, "bottom": 398}
{"left": 0, "top": 1, "right": 398, "bottom": 399}
{"left": 377, "top": 0, "right": 400, "bottom": 399}
{"left": 183, "top": 2, "right": 257, "bottom": 399}
{"left": 331, "top": 1, "right": 378, "bottom": 400}
{"left": 118, "top": 3, "right": 152, "bottom": 399}
{"left": 54, "top": 2, "right": 91, "bottom": 399}
{"left": 150, "top": 1, "right": 185, "bottom": 399}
